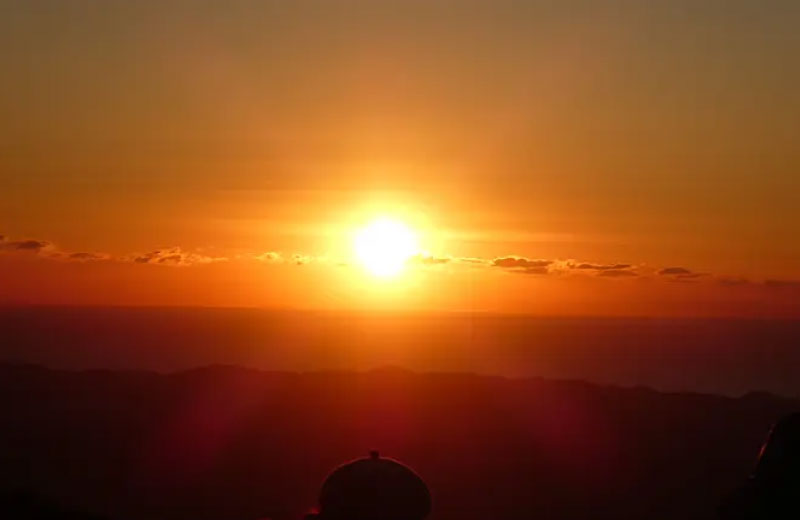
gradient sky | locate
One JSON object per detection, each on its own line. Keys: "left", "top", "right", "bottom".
{"left": 1, "top": 0, "right": 798, "bottom": 316}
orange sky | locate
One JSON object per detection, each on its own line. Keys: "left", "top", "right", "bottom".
{"left": 1, "top": 1, "right": 798, "bottom": 316}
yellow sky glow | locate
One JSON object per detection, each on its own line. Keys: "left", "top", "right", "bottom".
{"left": 0, "top": 2, "right": 798, "bottom": 316}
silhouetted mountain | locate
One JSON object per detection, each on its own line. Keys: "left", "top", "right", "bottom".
{"left": 4, "top": 306, "right": 800, "bottom": 397}
{"left": 0, "top": 363, "right": 796, "bottom": 520}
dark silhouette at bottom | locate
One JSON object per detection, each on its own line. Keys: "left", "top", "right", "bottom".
{"left": 305, "top": 451, "right": 431, "bottom": 520}
{"left": 720, "top": 413, "right": 800, "bottom": 519}
{"left": 0, "top": 490, "right": 107, "bottom": 520}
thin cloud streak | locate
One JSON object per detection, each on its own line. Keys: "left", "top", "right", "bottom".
{"left": 129, "top": 248, "right": 228, "bottom": 266}
{"left": 2, "top": 233, "right": 797, "bottom": 290}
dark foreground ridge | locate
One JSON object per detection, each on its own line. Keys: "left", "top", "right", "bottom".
{"left": 0, "top": 363, "right": 796, "bottom": 520}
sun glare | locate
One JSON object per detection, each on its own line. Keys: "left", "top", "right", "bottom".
{"left": 354, "top": 218, "right": 419, "bottom": 278}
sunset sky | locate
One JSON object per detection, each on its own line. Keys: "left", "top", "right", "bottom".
{"left": 1, "top": 0, "right": 798, "bottom": 316}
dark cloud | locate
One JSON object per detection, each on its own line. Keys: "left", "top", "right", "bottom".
{"left": 658, "top": 267, "right": 692, "bottom": 276}
{"left": 158, "top": 254, "right": 183, "bottom": 264}
{"left": 0, "top": 236, "right": 112, "bottom": 261}
{"left": 598, "top": 269, "right": 638, "bottom": 277}
{"left": 131, "top": 248, "right": 226, "bottom": 266}
{"left": 491, "top": 257, "right": 643, "bottom": 277}
{"left": 676, "top": 272, "right": 709, "bottom": 280}
{"left": 492, "top": 257, "right": 552, "bottom": 269}
{"left": 67, "top": 252, "right": 109, "bottom": 262}
{"left": 292, "top": 254, "right": 311, "bottom": 265}
{"left": 573, "top": 263, "right": 631, "bottom": 271}
{"left": 658, "top": 267, "right": 709, "bottom": 281}
{"left": 255, "top": 252, "right": 282, "bottom": 263}
{"left": 0, "top": 239, "right": 50, "bottom": 252}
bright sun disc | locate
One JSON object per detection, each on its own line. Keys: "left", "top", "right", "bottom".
{"left": 354, "top": 218, "right": 419, "bottom": 277}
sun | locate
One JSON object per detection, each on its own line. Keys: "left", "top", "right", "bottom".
{"left": 354, "top": 218, "right": 420, "bottom": 278}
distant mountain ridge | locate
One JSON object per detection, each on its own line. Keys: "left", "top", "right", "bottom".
{"left": 3, "top": 306, "right": 800, "bottom": 397}
{"left": 0, "top": 363, "right": 797, "bottom": 520}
